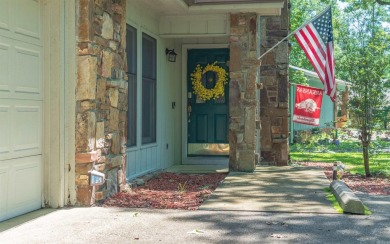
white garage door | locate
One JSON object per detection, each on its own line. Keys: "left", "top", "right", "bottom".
{"left": 0, "top": 0, "right": 43, "bottom": 221}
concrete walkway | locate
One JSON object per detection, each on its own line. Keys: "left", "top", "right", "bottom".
{"left": 199, "top": 166, "right": 336, "bottom": 213}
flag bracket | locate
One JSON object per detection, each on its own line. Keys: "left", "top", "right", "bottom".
{"left": 258, "top": 5, "right": 332, "bottom": 61}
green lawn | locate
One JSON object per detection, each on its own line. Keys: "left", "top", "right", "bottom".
{"left": 290, "top": 152, "right": 390, "bottom": 177}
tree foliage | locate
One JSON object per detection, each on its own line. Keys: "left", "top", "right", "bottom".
{"left": 338, "top": 2, "right": 390, "bottom": 176}
{"left": 341, "top": 0, "right": 390, "bottom": 7}
{"left": 289, "top": 0, "right": 327, "bottom": 70}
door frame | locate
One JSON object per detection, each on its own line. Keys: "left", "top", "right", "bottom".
{"left": 181, "top": 44, "right": 229, "bottom": 165}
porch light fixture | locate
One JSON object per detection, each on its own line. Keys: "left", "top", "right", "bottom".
{"left": 165, "top": 48, "right": 177, "bottom": 62}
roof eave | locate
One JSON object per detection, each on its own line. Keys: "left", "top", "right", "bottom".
{"left": 289, "top": 65, "right": 350, "bottom": 86}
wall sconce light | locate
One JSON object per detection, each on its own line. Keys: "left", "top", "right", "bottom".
{"left": 165, "top": 48, "right": 177, "bottom": 62}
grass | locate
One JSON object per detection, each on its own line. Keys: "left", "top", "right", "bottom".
{"left": 324, "top": 187, "right": 372, "bottom": 215}
{"left": 178, "top": 181, "right": 187, "bottom": 193}
{"left": 364, "top": 206, "right": 372, "bottom": 215}
{"left": 324, "top": 188, "right": 343, "bottom": 213}
{"left": 290, "top": 152, "right": 390, "bottom": 177}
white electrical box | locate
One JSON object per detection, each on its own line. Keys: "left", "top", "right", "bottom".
{"left": 90, "top": 170, "right": 106, "bottom": 186}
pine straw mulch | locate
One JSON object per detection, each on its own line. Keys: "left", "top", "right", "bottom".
{"left": 100, "top": 172, "right": 227, "bottom": 210}
{"left": 298, "top": 162, "right": 390, "bottom": 195}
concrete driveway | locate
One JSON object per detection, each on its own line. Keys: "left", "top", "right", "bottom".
{"left": 200, "top": 166, "right": 336, "bottom": 213}
{"left": 1, "top": 166, "right": 390, "bottom": 243}
{"left": 0, "top": 207, "right": 389, "bottom": 243}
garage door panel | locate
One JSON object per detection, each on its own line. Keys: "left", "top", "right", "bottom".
{"left": 15, "top": 45, "right": 41, "bottom": 95}
{"left": 0, "top": 155, "right": 42, "bottom": 221}
{"left": 14, "top": 0, "right": 41, "bottom": 40}
{"left": 0, "top": 105, "right": 11, "bottom": 154}
{"left": 0, "top": 35, "right": 42, "bottom": 100}
{"left": 14, "top": 105, "right": 41, "bottom": 153}
{"left": 0, "top": 167, "right": 9, "bottom": 221}
{"left": 0, "top": 99, "right": 42, "bottom": 161}
{"left": 0, "top": 0, "right": 42, "bottom": 48}
{"left": 0, "top": 0, "right": 10, "bottom": 31}
{"left": 0, "top": 42, "right": 11, "bottom": 93}
{"left": 0, "top": 0, "right": 43, "bottom": 221}
{"left": 11, "top": 156, "right": 42, "bottom": 206}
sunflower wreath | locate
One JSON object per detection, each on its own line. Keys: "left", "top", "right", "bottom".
{"left": 190, "top": 62, "right": 228, "bottom": 101}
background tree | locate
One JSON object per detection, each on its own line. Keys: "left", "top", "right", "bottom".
{"left": 337, "top": 2, "right": 390, "bottom": 176}
{"left": 377, "top": 106, "right": 390, "bottom": 130}
{"left": 290, "top": 0, "right": 390, "bottom": 176}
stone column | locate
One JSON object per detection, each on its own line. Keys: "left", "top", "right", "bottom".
{"left": 229, "top": 13, "right": 259, "bottom": 172}
{"left": 75, "top": 0, "right": 127, "bottom": 205}
{"left": 259, "top": 0, "right": 290, "bottom": 166}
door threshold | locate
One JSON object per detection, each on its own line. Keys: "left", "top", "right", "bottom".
{"left": 184, "top": 156, "right": 228, "bottom": 166}
{"left": 166, "top": 164, "right": 229, "bottom": 174}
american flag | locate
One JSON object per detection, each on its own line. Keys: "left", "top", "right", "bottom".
{"left": 294, "top": 7, "right": 336, "bottom": 101}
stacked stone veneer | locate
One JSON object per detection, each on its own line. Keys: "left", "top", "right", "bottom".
{"left": 75, "top": 0, "right": 127, "bottom": 205}
{"left": 229, "top": 13, "right": 259, "bottom": 171}
{"left": 259, "top": 0, "right": 289, "bottom": 166}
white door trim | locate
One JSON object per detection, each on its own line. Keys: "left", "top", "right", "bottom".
{"left": 63, "top": 0, "right": 76, "bottom": 206}
{"left": 181, "top": 44, "right": 229, "bottom": 165}
{"left": 42, "top": 0, "right": 76, "bottom": 207}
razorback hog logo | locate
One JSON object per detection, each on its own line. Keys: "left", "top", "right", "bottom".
{"left": 295, "top": 99, "right": 319, "bottom": 113}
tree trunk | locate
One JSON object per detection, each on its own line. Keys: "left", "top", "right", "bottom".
{"left": 362, "top": 145, "right": 371, "bottom": 177}
{"left": 361, "top": 128, "right": 371, "bottom": 177}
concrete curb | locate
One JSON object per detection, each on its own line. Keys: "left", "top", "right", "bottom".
{"left": 330, "top": 180, "right": 365, "bottom": 215}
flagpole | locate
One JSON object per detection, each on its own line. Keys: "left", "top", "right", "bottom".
{"left": 257, "top": 32, "right": 296, "bottom": 60}
{"left": 258, "top": 5, "right": 332, "bottom": 60}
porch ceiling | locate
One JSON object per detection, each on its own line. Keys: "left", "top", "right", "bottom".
{"left": 139, "top": 0, "right": 285, "bottom": 16}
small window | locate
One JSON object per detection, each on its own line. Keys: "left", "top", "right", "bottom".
{"left": 142, "top": 33, "right": 157, "bottom": 144}
{"left": 126, "top": 24, "right": 137, "bottom": 147}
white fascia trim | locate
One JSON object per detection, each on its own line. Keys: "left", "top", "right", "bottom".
{"left": 176, "top": 0, "right": 282, "bottom": 15}
{"left": 160, "top": 33, "right": 228, "bottom": 38}
{"left": 190, "top": 3, "right": 283, "bottom": 10}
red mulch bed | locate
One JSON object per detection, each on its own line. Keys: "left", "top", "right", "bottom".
{"left": 101, "top": 172, "right": 227, "bottom": 210}
{"left": 299, "top": 162, "right": 390, "bottom": 195}
{"left": 100, "top": 164, "right": 390, "bottom": 210}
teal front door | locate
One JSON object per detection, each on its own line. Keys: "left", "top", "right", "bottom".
{"left": 187, "top": 48, "right": 229, "bottom": 156}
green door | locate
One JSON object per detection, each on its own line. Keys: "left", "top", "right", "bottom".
{"left": 187, "top": 49, "right": 229, "bottom": 156}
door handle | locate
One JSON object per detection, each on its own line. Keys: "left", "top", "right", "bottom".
{"left": 187, "top": 104, "right": 192, "bottom": 123}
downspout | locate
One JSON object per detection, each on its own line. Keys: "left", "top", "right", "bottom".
{"left": 289, "top": 83, "right": 294, "bottom": 144}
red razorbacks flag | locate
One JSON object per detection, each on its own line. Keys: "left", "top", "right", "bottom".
{"left": 294, "top": 6, "right": 336, "bottom": 101}
{"left": 293, "top": 85, "right": 324, "bottom": 126}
